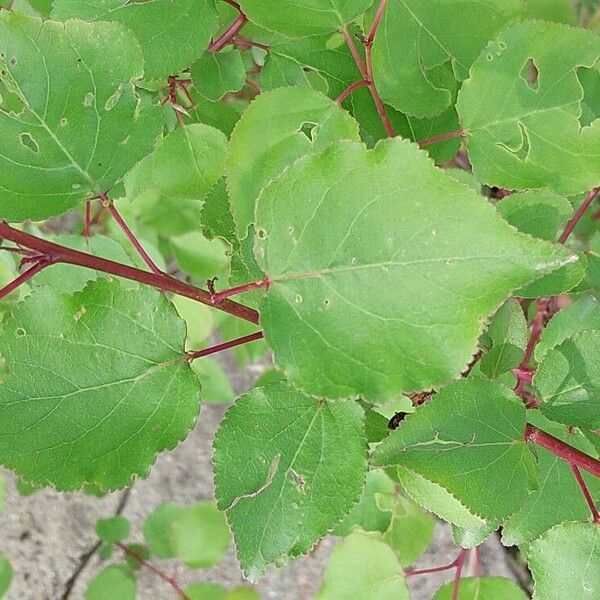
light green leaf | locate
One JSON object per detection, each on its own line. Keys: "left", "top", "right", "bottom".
{"left": 0, "top": 556, "right": 11, "bottom": 599}
{"left": 529, "top": 522, "right": 600, "bottom": 600}
{"left": 457, "top": 21, "right": 600, "bottom": 195}
{"left": 516, "top": 253, "right": 587, "bottom": 299}
{"left": 226, "top": 588, "right": 261, "bottom": 600}
{"left": 525, "top": 0, "right": 577, "bottom": 24}
{"left": 190, "top": 358, "right": 235, "bottom": 405}
{"left": 261, "top": 54, "right": 310, "bottom": 91}
{"left": 0, "top": 12, "right": 162, "bottom": 222}
{"left": 536, "top": 295, "right": 600, "bottom": 361}
{"left": 192, "top": 50, "right": 246, "bottom": 101}
{"left": 452, "top": 522, "right": 497, "bottom": 549}
{"left": 371, "top": 0, "right": 522, "bottom": 118}
{"left": 171, "top": 230, "right": 230, "bottom": 282}
{"left": 171, "top": 296, "right": 214, "bottom": 350}
{"left": 254, "top": 138, "right": 573, "bottom": 400}
{"left": 143, "top": 503, "right": 183, "bottom": 559}
{"left": 52, "top": 0, "right": 218, "bottom": 82}
{"left": 85, "top": 566, "right": 135, "bottom": 600}
{"left": 171, "top": 501, "right": 230, "bottom": 568}
{"left": 0, "top": 280, "right": 201, "bottom": 491}
{"left": 433, "top": 577, "right": 528, "bottom": 600}
{"left": 373, "top": 378, "right": 536, "bottom": 522}
{"left": 535, "top": 330, "right": 600, "bottom": 429}
{"left": 213, "top": 383, "right": 367, "bottom": 580}
{"left": 96, "top": 515, "right": 130, "bottom": 544}
{"left": 186, "top": 583, "right": 227, "bottom": 600}
{"left": 314, "top": 531, "right": 409, "bottom": 600}
{"left": 226, "top": 87, "right": 360, "bottom": 239}
{"left": 237, "top": 0, "right": 373, "bottom": 36}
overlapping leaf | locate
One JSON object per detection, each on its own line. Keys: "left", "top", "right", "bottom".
{"left": 254, "top": 138, "right": 573, "bottom": 400}
{"left": 433, "top": 577, "right": 528, "bottom": 600}
{"left": 0, "top": 12, "right": 162, "bottom": 221}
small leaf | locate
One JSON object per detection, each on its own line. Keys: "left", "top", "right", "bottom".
{"left": 0, "top": 12, "right": 163, "bottom": 221}
{"left": 457, "top": 21, "right": 600, "bottom": 194}
{"left": 432, "top": 577, "right": 528, "bottom": 600}
{"left": 96, "top": 516, "right": 130, "bottom": 544}
{"left": 192, "top": 50, "right": 246, "bottom": 101}
{"left": 0, "top": 555, "right": 11, "bottom": 599}
{"left": 255, "top": 138, "right": 573, "bottom": 400}
{"left": 143, "top": 504, "right": 183, "bottom": 559}
{"left": 171, "top": 501, "right": 230, "bottom": 569}
{"left": 190, "top": 358, "right": 235, "bottom": 405}
{"left": 373, "top": 378, "right": 536, "bottom": 522}
{"left": 186, "top": 583, "right": 227, "bottom": 600}
{"left": 536, "top": 330, "right": 600, "bottom": 429}
{"left": 314, "top": 531, "right": 409, "bottom": 600}
{"left": 226, "top": 588, "right": 262, "bottom": 600}
{"left": 529, "top": 522, "right": 600, "bottom": 600}
{"left": 85, "top": 566, "right": 135, "bottom": 600}
{"left": 213, "top": 383, "right": 367, "bottom": 580}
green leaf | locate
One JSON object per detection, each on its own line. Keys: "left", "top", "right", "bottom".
{"left": 503, "top": 415, "right": 600, "bottom": 546}
{"left": 52, "top": 0, "right": 218, "bottom": 82}
{"left": 535, "top": 330, "right": 600, "bottom": 429}
{"left": 143, "top": 503, "right": 183, "bottom": 559}
{"left": 171, "top": 296, "right": 214, "bottom": 349}
{"left": 261, "top": 54, "right": 310, "bottom": 91}
{"left": 237, "top": 0, "right": 373, "bottom": 36}
{"left": 213, "top": 383, "right": 367, "bottom": 580}
{"left": 529, "top": 522, "right": 600, "bottom": 600}
{"left": 496, "top": 190, "right": 574, "bottom": 242}
{"left": 171, "top": 501, "right": 230, "bottom": 568}
{"left": 535, "top": 295, "right": 600, "bottom": 362}
{"left": 0, "top": 279, "right": 201, "bottom": 491}
{"left": 226, "top": 588, "right": 262, "bottom": 600}
{"left": 0, "top": 555, "right": 11, "bottom": 599}
{"left": 186, "top": 583, "right": 227, "bottom": 600}
{"left": 171, "top": 230, "right": 230, "bottom": 282}
{"left": 85, "top": 566, "right": 135, "bottom": 600}
{"left": 452, "top": 522, "right": 497, "bottom": 549}
{"left": 0, "top": 12, "right": 162, "bottom": 221}
{"left": 314, "top": 531, "right": 409, "bottom": 600}
{"left": 192, "top": 49, "right": 246, "bottom": 101}
{"left": 96, "top": 515, "right": 130, "bottom": 544}
{"left": 516, "top": 253, "right": 587, "bottom": 299}
{"left": 122, "top": 544, "right": 150, "bottom": 571}
{"left": 126, "top": 124, "right": 228, "bottom": 204}
{"left": 254, "top": 138, "right": 573, "bottom": 400}
{"left": 457, "top": 21, "right": 600, "bottom": 195}
{"left": 373, "top": 378, "right": 536, "bottom": 522}
{"left": 190, "top": 358, "right": 235, "bottom": 405}
{"left": 525, "top": 0, "right": 577, "bottom": 24}
{"left": 432, "top": 577, "right": 528, "bottom": 600}
{"left": 371, "top": 0, "right": 522, "bottom": 118}
{"left": 226, "top": 86, "right": 360, "bottom": 239}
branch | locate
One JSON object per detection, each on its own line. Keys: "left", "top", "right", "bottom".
{"left": 558, "top": 186, "right": 600, "bottom": 244}
{"left": 187, "top": 331, "right": 264, "bottom": 361}
{"left": 336, "top": 79, "right": 369, "bottom": 105}
{"left": 0, "top": 258, "right": 52, "bottom": 301}
{"left": 451, "top": 548, "right": 468, "bottom": 600}
{"left": 0, "top": 222, "right": 259, "bottom": 324}
{"left": 419, "top": 129, "right": 465, "bottom": 148}
{"left": 209, "top": 13, "right": 248, "bottom": 53}
{"left": 211, "top": 277, "right": 270, "bottom": 304}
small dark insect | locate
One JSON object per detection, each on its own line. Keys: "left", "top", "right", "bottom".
{"left": 207, "top": 277, "right": 218, "bottom": 295}
{"left": 388, "top": 412, "right": 408, "bottom": 430}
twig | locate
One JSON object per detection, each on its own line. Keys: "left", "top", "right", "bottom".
{"left": 187, "top": 331, "right": 264, "bottom": 361}
{"left": 211, "top": 277, "right": 270, "bottom": 304}
{"left": 558, "top": 186, "right": 600, "bottom": 244}
{"left": 336, "top": 79, "right": 369, "bottom": 104}
{"left": 0, "top": 258, "right": 52, "bottom": 301}
{"left": 419, "top": 129, "right": 465, "bottom": 148}
{"left": 569, "top": 464, "right": 600, "bottom": 523}
{"left": 209, "top": 13, "right": 248, "bottom": 53}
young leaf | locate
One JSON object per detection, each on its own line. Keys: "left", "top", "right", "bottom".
{"left": 52, "top": 0, "right": 218, "bottom": 82}
{"left": 237, "top": 0, "right": 373, "bottom": 36}
{"left": 213, "top": 383, "right": 367, "bottom": 580}
{"left": 535, "top": 330, "right": 600, "bottom": 429}
{"left": 96, "top": 515, "right": 130, "bottom": 544}
{"left": 432, "top": 577, "right": 528, "bottom": 600}
{"left": 314, "top": 531, "right": 409, "bottom": 600}
{"left": 0, "top": 279, "right": 201, "bottom": 491}
{"left": 226, "top": 86, "right": 360, "bottom": 239}
{"left": 373, "top": 378, "right": 536, "bottom": 522}
{"left": 457, "top": 21, "right": 600, "bottom": 195}
{"left": 143, "top": 503, "right": 183, "bottom": 559}
{"left": 371, "top": 0, "right": 523, "bottom": 118}
{"left": 529, "top": 522, "right": 600, "bottom": 600}
{"left": 254, "top": 138, "right": 574, "bottom": 400}
{"left": 0, "top": 555, "right": 11, "bottom": 599}
{"left": 0, "top": 12, "right": 162, "bottom": 222}
{"left": 171, "top": 501, "right": 230, "bottom": 568}
{"left": 85, "top": 565, "right": 135, "bottom": 600}
{"left": 192, "top": 50, "right": 246, "bottom": 101}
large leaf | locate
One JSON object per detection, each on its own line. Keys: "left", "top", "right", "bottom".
{"left": 432, "top": 577, "right": 528, "bottom": 600}
{"left": 457, "top": 21, "right": 600, "bottom": 195}
{"left": 0, "top": 280, "right": 201, "bottom": 490}
{"left": 314, "top": 532, "right": 409, "bottom": 600}
{"left": 371, "top": 0, "right": 522, "bottom": 118}
{"left": 52, "top": 0, "right": 218, "bottom": 82}
{"left": 237, "top": 0, "right": 373, "bottom": 36}
{"left": 373, "top": 378, "right": 536, "bottom": 522}
{"left": 254, "top": 138, "right": 573, "bottom": 400}
{"left": 226, "top": 87, "right": 360, "bottom": 239}
{"left": 529, "top": 522, "right": 600, "bottom": 600}
{"left": 213, "top": 383, "right": 367, "bottom": 580}
{"left": 0, "top": 12, "right": 162, "bottom": 221}
{"left": 535, "top": 330, "right": 600, "bottom": 429}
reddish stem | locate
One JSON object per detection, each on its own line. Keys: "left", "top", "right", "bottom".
{"left": 0, "top": 222, "right": 259, "bottom": 324}
{"left": 525, "top": 425, "right": 600, "bottom": 479}
{"left": 522, "top": 299, "right": 548, "bottom": 368}
{"left": 187, "top": 331, "right": 264, "bottom": 361}
{"left": 209, "top": 13, "right": 248, "bottom": 52}
{"left": 0, "top": 258, "right": 52, "bottom": 301}
{"left": 419, "top": 129, "right": 465, "bottom": 148}
{"left": 116, "top": 543, "right": 190, "bottom": 600}
{"left": 569, "top": 464, "right": 600, "bottom": 524}
{"left": 406, "top": 548, "right": 467, "bottom": 578}
{"left": 451, "top": 549, "right": 468, "bottom": 600}
{"left": 341, "top": 27, "right": 368, "bottom": 78}
{"left": 558, "top": 186, "right": 600, "bottom": 244}
{"left": 221, "top": 0, "right": 242, "bottom": 9}
{"left": 99, "top": 194, "right": 162, "bottom": 275}
{"left": 336, "top": 79, "right": 369, "bottom": 104}
{"left": 84, "top": 200, "right": 92, "bottom": 239}
{"left": 364, "top": 43, "right": 395, "bottom": 138}
{"left": 211, "top": 278, "right": 270, "bottom": 305}
{"left": 367, "top": 0, "right": 388, "bottom": 45}
{"left": 472, "top": 547, "right": 481, "bottom": 578}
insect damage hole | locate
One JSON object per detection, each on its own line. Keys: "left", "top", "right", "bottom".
{"left": 19, "top": 132, "right": 39, "bottom": 154}
{"left": 298, "top": 121, "right": 318, "bottom": 142}
{"left": 520, "top": 57, "right": 539, "bottom": 91}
